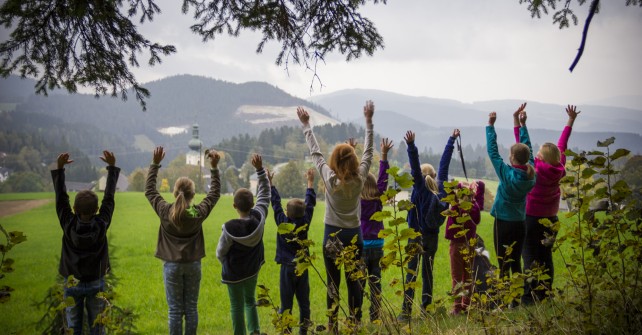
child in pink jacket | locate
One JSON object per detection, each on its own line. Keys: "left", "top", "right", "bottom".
{"left": 515, "top": 105, "right": 580, "bottom": 304}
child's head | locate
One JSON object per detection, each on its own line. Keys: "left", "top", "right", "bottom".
{"left": 329, "top": 143, "right": 359, "bottom": 186}
{"left": 510, "top": 143, "right": 535, "bottom": 179}
{"left": 420, "top": 163, "right": 438, "bottom": 194}
{"left": 286, "top": 199, "right": 305, "bottom": 219}
{"left": 74, "top": 190, "right": 98, "bottom": 217}
{"left": 170, "top": 177, "right": 196, "bottom": 225}
{"left": 233, "top": 188, "right": 254, "bottom": 213}
{"left": 361, "top": 173, "right": 381, "bottom": 201}
{"left": 537, "top": 143, "right": 561, "bottom": 165}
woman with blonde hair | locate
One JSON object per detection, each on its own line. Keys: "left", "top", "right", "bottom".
{"left": 297, "top": 101, "right": 374, "bottom": 333}
{"left": 518, "top": 105, "right": 580, "bottom": 305}
{"left": 145, "top": 146, "right": 221, "bottom": 335}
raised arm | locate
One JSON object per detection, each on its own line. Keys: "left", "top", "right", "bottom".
{"left": 559, "top": 105, "right": 580, "bottom": 165}
{"left": 304, "top": 168, "right": 316, "bottom": 222}
{"left": 97, "top": 150, "right": 120, "bottom": 228}
{"left": 252, "top": 154, "right": 270, "bottom": 221}
{"left": 145, "top": 146, "right": 170, "bottom": 217}
{"left": 268, "top": 169, "right": 288, "bottom": 224}
{"left": 405, "top": 131, "right": 424, "bottom": 189}
{"left": 438, "top": 129, "right": 458, "bottom": 197}
{"left": 51, "top": 153, "right": 74, "bottom": 226}
{"left": 359, "top": 100, "right": 375, "bottom": 179}
{"left": 195, "top": 149, "right": 222, "bottom": 219}
{"left": 298, "top": 106, "right": 332, "bottom": 183}
{"left": 519, "top": 111, "right": 535, "bottom": 165}
{"left": 486, "top": 112, "right": 505, "bottom": 175}
{"left": 512, "top": 103, "right": 526, "bottom": 142}
{"left": 377, "top": 138, "right": 393, "bottom": 193}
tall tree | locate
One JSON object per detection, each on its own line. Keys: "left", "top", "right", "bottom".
{"left": 0, "top": 0, "right": 385, "bottom": 110}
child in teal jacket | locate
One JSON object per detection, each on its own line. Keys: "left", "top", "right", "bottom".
{"left": 486, "top": 104, "right": 536, "bottom": 284}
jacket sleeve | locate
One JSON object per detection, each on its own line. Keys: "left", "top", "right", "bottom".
{"left": 519, "top": 125, "right": 535, "bottom": 165}
{"left": 358, "top": 123, "right": 374, "bottom": 180}
{"left": 407, "top": 141, "right": 424, "bottom": 191}
{"left": 486, "top": 125, "right": 509, "bottom": 180}
{"left": 303, "top": 124, "right": 334, "bottom": 188}
{"left": 377, "top": 160, "right": 390, "bottom": 193}
{"left": 558, "top": 126, "right": 572, "bottom": 166}
{"left": 474, "top": 180, "right": 486, "bottom": 212}
{"left": 144, "top": 164, "right": 171, "bottom": 219}
{"left": 51, "top": 168, "right": 73, "bottom": 228}
{"left": 437, "top": 136, "right": 456, "bottom": 198}
{"left": 253, "top": 168, "right": 270, "bottom": 223}
{"left": 97, "top": 165, "right": 121, "bottom": 229}
{"left": 304, "top": 188, "right": 317, "bottom": 223}
{"left": 216, "top": 227, "right": 232, "bottom": 262}
{"left": 195, "top": 168, "right": 221, "bottom": 220}
{"left": 514, "top": 126, "right": 520, "bottom": 143}
{"left": 271, "top": 185, "right": 288, "bottom": 225}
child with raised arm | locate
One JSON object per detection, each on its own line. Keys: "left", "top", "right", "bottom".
{"left": 267, "top": 167, "right": 316, "bottom": 335}
{"left": 486, "top": 103, "right": 536, "bottom": 285}
{"left": 443, "top": 172, "right": 485, "bottom": 315}
{"left": 398, "top": 130, "right": 450, "bottom": 321}
{"left": 297, "top": 102, "right": 374, "bottom": 333}
{"left": 52, "top": 150, "right": 120, "bottom": 335}
{"left": 145, "top": 146, "right": 221, "bottom": 335}
{"left": 519, "top": 105, "right": 580, "bottom": 305}
{"left": 217, "top": 154, "right": 269, "bottom": 335}
{"left": 359, "top": 138, "right": 393, "bottom": 322}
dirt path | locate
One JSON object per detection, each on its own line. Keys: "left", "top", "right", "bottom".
{"left": 0, "top": 199, "right": 51, "bottom": 219}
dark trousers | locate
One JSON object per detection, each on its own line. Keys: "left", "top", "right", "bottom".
{"left": 279, "top": 263, "right": 311, "bottom": 334}
{"left": 493, "top": 218, "right": 526, "bottom": 279}
{"left": 522, "top": 215, "right": 557, "bottom": 304}
{"left": 323, "top": 225, "right": 364, "bottom": 323}
{"left": 362, "top": 246, "right": 383, "bottom": 321}
{"left": 449, "top": 241, "right": 473, "bottom": 313}
{"left": 402, "top": 233, "right": 439, "bottom": 313}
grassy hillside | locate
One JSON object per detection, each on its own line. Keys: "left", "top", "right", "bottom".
{"left": 0, "top": 192, "right": 571, "bottom": 334}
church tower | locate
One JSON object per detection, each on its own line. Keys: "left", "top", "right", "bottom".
{"left": 186, "top": 124, "right": 203, "bottom": 166}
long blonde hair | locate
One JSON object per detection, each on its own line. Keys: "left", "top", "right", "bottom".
{"left": 421, "top": 163, "right": 438, "bottom": 194}
{"left": 170, "top": 177, "right": 195, "bottom": 225}
{"left": 329, "top": 143, "right": 360, "bottom": 189}
{"left": 539, "top": 142, "right": 561, "bottom": 165}
{"left": 361, "top": 173, "right": 380, "bottom": 201}
{"left": 510, "top": 143, "right": 535, "bottom": 179}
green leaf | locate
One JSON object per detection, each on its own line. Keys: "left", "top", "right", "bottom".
{"left": 399, "top": 228, "right": 421, "bottom": 240}
{"left": 395, "top": 172, "right": 414, "bottom": 189}
{"left": 610, "top": 148, "right": 630, "bottom": 161}
{"left": 398, "top": 199, "right": 415, "bottom": 211}
{"left": 277, "top": 223, "right": 295, "bottom": 235}
{"left": 8, "top": 231, "right": 27, "bottom": 244}
{"left": 597, "top": 137, "right": 615, "bottom": 147}
{"left": 370, "top": 211, "right": 391, "bottom": 222}
{"left": 388, "top": 217, "right": 407, "bottom": 227}
{"left": 581, "top": 168, "right": 598, "bottom": 179}
{"left": 378, "top": 228, "right": 394, "bottom": 239}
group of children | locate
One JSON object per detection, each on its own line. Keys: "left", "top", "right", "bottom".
{"left": 51, "top": 101, "right": 578, "bottom": 334}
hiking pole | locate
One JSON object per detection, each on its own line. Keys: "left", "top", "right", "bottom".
{"left": 456, "top": 135, "right": 468, "bottom": 181}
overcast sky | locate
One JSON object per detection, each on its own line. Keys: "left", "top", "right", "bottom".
{"left": 4, "top": 1, "right": 641, "bottom": 106}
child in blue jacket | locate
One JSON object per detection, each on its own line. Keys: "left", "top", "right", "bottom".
{"left": 267, "top": 168, "right": 316, "bottom": 335}
{"left": 486, "top": 104, "right": 536, "bottom": 282}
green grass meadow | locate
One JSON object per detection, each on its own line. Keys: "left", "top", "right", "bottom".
{"left": 0, "top": 190, "right": 570, "bottom": 334}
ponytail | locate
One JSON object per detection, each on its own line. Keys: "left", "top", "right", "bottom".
{"left": 424, "top": 175, "right": 439, "bottom": 194}
{"left": 170, "top": 177, "right": 195, "bottom": 226}
{"left": 525, "top": 164, "right": 535, "bottom": 180}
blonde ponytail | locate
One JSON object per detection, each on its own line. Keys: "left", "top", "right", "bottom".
{"left": 170, "top": 177, "right": 195, "bottom": 226}
{"left": 424, "top": 175, "right": 439, "bottom": 194}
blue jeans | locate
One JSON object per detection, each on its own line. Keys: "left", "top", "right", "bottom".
{"left": 279, "top": 263, "right": 311, "bottom": 333}
{"left": 362, "top": 246, "right": 383, "bottom": 321}
{"left": 402, "top": 233, "right": 439, "bottom": 313}
{"left": 163, "top": 261, "right": 202, "bottom": 335}
{"left": 323, "top": 225, "right": 364, "bottom": 323}
{"left": 227, "top": 276, "right": 260, "bottom": 335}
{"left": 64, "top": 278, "right": 105, "bottom": 335}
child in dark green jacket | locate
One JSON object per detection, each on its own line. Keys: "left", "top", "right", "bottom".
{"left": 486, "top": 104, "right": 536, "bottom": 284}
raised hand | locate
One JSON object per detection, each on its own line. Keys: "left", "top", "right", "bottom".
{"left": 297, "top": 107, "right": 310, "bottom": 125}
{"left": 306, "top": 168, "right": 315, "bottom": 188}
{"left": 404, "top": 130, "right": 415, "bottom": 144}
{"left": 57, "top": 153, "right": 73, "bottom": 169}
{"left": 152, "top": 146, "right": 165, "bottom": 165}
{"left": 513, "top": 102, "right": 526, "bottom": 127}
{"left": 251, "top": 154, "right": 263, "bottom": 170}
{"left": 452, "top": 129, "right": 460, "bottom": 138}
{"left": 100, "top": 150, "right": 116, "bottom": 166}
{"left": 267, "top": 169, "right": 275, "bottom": 184}
{"left": 488, "top": 112, "right": 497, "bottom": 126}
{"left": 566, "top": 105, "right": 580, "bottom": 119}
{"left": 207, "top": 149, "right": 220, "bottom": 168}
{"left": 363, "top": 100, "right": 374, "bottom": 123}
{"left": 346, "top": 138, "right": 358, "bottom": 149}
{"left": 519, "top": 111, "right": 527, "bottom": 126}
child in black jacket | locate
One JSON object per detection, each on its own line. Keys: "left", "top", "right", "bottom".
{"left": 52, "top": 151, "right": 120, "bottom": 335}
{"left": 268, "top": 168, "right": 316, "bottom": 335}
